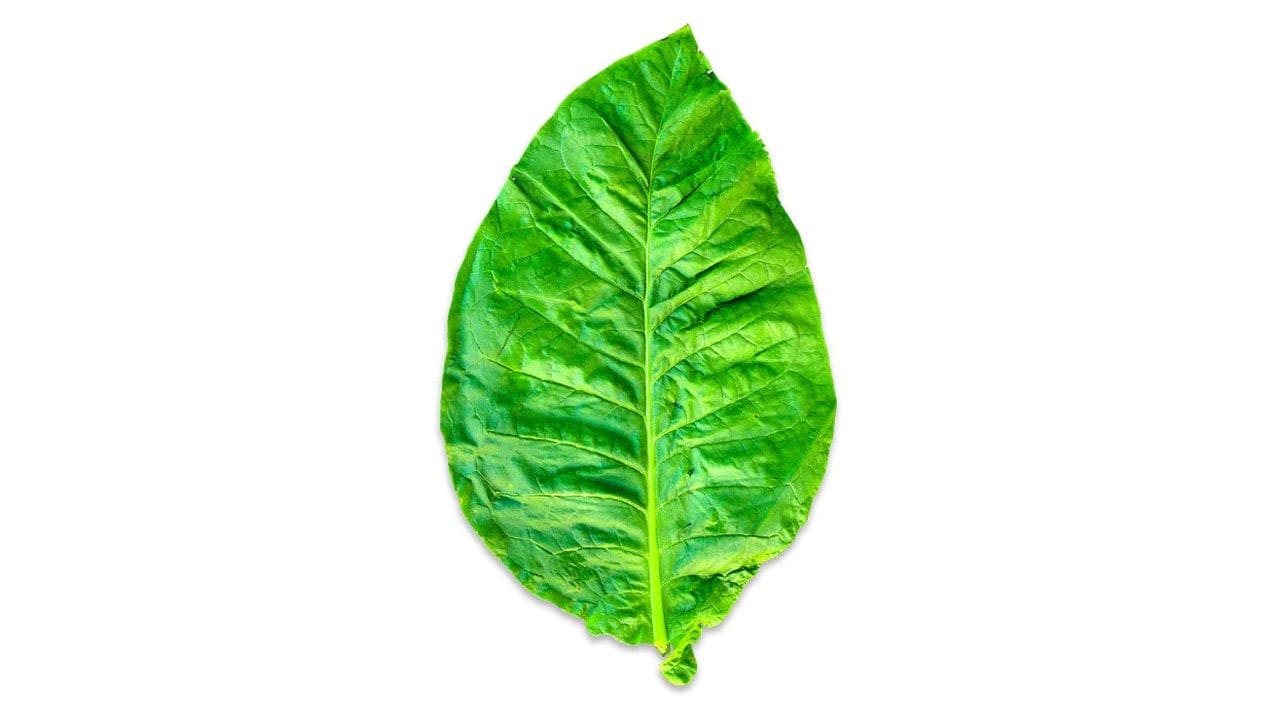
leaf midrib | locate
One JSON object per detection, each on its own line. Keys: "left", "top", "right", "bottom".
{"left": 642, "top": 47, "right": 683, "bottom": 654}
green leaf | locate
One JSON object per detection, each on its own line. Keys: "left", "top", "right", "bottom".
{"left": 442, "top": 26, "right": 835, "bottom": 685}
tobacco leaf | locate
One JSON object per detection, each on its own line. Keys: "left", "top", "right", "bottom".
{"left": 442, "top": 26, "right": 835, "bottom": 684}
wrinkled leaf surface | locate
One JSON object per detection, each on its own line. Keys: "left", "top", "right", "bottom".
{"left": 442, "top": 26, "right": 836, "bottom": 684}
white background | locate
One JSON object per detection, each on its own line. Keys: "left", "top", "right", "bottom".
{"left": 2, "top": 1, "right": 1278, "bottom": 717}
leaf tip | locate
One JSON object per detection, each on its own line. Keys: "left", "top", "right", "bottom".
{"left": 668, "top": 24, "right": 696, "bottom": 45}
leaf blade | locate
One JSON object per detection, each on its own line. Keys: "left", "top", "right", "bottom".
{"left": 442, "top": 26, "right": 836, "bottom": 684}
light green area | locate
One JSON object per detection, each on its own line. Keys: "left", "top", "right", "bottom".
{"left": 442, "top": 26, "right": 836, "bottom": 685}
